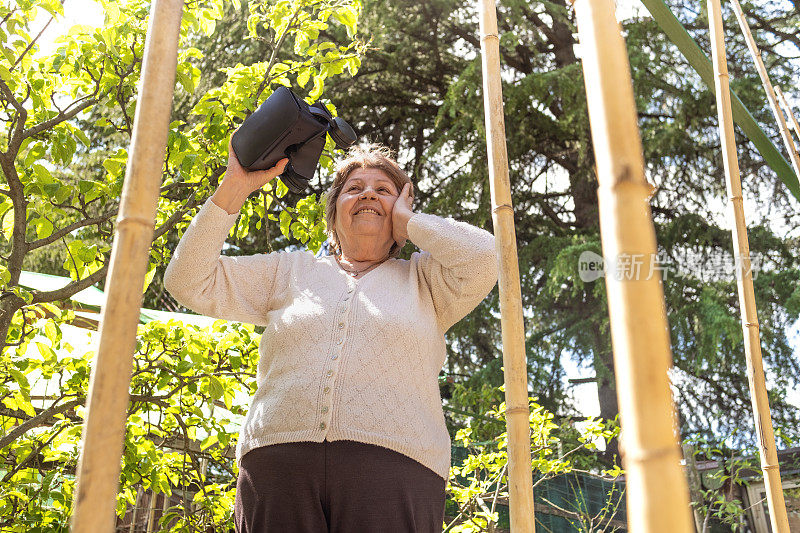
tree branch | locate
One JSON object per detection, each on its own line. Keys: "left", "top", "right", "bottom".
{"left": 30, "top": 263, "right": 108, "bottom": 304}
{"left": 21, "top": 97, "right": 96, "bottom": 140}
{"left": 0, "top": 397, "right": 83, "bottom": 451}
{"left": 153, "top": 192, "right": 202, "bottom": 240}
{"left": 253, "top": 5, "right": 304, "bottom": 105}
{"left": 11, "top": 16, "right": 53, "bottom": 70}
{"left": 26, "top": 211, "right": 117, "bottom": 251}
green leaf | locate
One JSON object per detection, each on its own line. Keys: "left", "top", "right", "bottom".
{"left": 37, "top": 342, "right": 57, "bottom": 362}
{"left": 247, "top": 14, "right": 260, "bottom": 38}
{"left": 44, "top": 320, "right": 60, "bottom": 344}
{"left": 54, "top": 185, "right": 72, "bottom": 204}
{"left": 71, "top": 126, "right": 91, "bottom": 147}
{"left": 200, "top": 433, "right": 219, "bottom": 451}
{"left": 32, "top": 163, "right": 53, "bottom": 184}
{"left": 297, "top": 68, "right": 311, "bottom": 88}
{"left": 142, "top": 265, "right": 156, "bottom": 294}
{"left": 177, "top": 65, "right": 201, "bottom": 94}
{"left": 332, "top": 6, "right": 359, "bottom": 37}
{"left": 275, "top": 179, "right": 288, "bottom": 198}
{"left": 9, "top": 368, "right": 28, "bottom": 389}
{"left": 24, "top": 142, "right": 47, "bottom": 167}
{"left": 208, "top": 376, "right": 223, "bottom": 400}
{"left": 309, "top": 74, "right": 324, "bottom": 100}
{"left": 0, "top": 265, "right": 10, "bottom": 286}
{"left": 35, "top": 217, "right": 53, "bottom": 239}
{"left": 1, "top": 206, "right": 13, "bottom": 240}
{"left": 279, "top": 210, "right": 291, "bottom": 238}
{"left": 78, "top": 180, "right": 96, "bottom": 195}
{"left": 15, "top": 391, "right": 36, "bottom": 417}
{"left": 103, "top": 157, "right": 125, "bottom": 178}
{"left": 76, "top": 242, "right": 97, "bottom": 263}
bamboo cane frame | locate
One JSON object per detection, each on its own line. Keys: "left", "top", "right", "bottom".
{"left": 775, "top": 87, "right": 800, "bottom": 154}
{"left": 572, "top": 0, "right": 693, "bottom": 531}
{"left": 476, "top": 1, "right": 537, "bottom": 531}
{"left": 70, "top": 1, "right": 184, "bottom": 531}
{"left": 638, "top": 0, "right": 800, "bottom": 198}
{"left": 682, "top": 443, "right": 705, "bottom": 532}
{"left": 706, "top": 0, "right": 791, "bottom": 531}
{"left": 728, "top": 0, "right": 800, "bottom": 183}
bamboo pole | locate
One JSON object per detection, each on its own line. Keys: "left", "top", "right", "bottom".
{"left": 128, "top": 487, "right": 142, "bottom": 533}
{"left": 638, "top": 0, "right": 800, "bottom": 199}
{"left": 476, "top": 1, "right": 536, "bottom": 532}
{"left": 146, "top": 492, "right": 158, "bottom": 533}
{"left": 572, "top": 0, "right": 693, "bottom": 531}
{"left": 70, "top": 1, "right": 183, "bottom": 532}
{"left": 728, "top": 0, "right": 800, "bottom": 183}
{"left": 682, "top": 443, "right": 705, "bottom": 533}
{"left": 706, "top": 0, "right": 790, "bottom": 531}
{"left": 775, "top": 86, "right": 800, "bottom": 151}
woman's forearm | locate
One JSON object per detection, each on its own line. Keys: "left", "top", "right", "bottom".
{"left": 164, "top": 198, "right": 279, "bottom": 326}
{"left": 211, "top": 178, "right": 252, "bottom": 215}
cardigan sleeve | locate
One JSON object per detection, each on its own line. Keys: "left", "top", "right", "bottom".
{"left": 163, "top": 198, "right": 283, "bottom": 326}
{"left": 406, "top": 212, "right": 498, "bottom": 332}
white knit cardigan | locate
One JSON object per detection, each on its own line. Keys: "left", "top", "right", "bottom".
{"left": 164, "top": 198, "right": 498, "bottom": 480}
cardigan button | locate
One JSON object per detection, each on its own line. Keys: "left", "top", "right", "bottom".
{"left": 326, "top": 370, "right": 333, "bottom": 377}
{"left": 319, "top": 422, "right": 326, "bottom": 430}
{"left": 321, "top": 406, "right": 329, "bottom": 414}
{"left": 332, "top": 354, "right": 338, "bottom": 360}
{"left": 323, "top": 386, "right": 330, "bottom": 393}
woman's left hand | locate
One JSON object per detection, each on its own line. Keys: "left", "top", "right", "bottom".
{"left": 392, "top": 183, "right": 414, "bottom": 248}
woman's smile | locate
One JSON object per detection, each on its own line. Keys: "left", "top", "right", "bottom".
{"left": 335, "top": 168, "right": 400, "bottom": 258}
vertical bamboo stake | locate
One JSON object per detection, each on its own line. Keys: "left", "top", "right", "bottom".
{"left": 728, "top": 0, "right": 800, "bottom": 183}
{"left": 476, "top": 1, "right": 536, "bottom": 532}
{"left": 775, "top": 87, "right": 800, "bottom": 151}
{"left": 146, "top": 493, "right": 158, "bottom": 533}
{"left": 682, "top": 443, "right": 705, "bottom": 533}
{"left": 70, "top": 1, "right": 183, "bottom": 531}
{"left": 572, "top": 0, "right": 693, "bottom": 531}
{"left": 707, "top": 0, "right": 790, "bottom": 531}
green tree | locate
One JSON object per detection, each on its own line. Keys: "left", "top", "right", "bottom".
{"left": 0, "top": 0, "right": 363, "bottom": 528}
{"left": 320, "top": 0, "right": 800, "bottom": 452}
{"left": 447, "top": 390, "right": 623, "bottom": 532}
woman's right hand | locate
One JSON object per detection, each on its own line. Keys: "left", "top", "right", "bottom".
{"left": 211, "top": 139, "right": 289, "bottom": 214}
{"left": 225, "top": 139, "right": 289, "bottom": 194}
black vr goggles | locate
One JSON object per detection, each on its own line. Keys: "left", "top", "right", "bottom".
{"left": 231, "top": 86, "right": 357, "bottom": 194}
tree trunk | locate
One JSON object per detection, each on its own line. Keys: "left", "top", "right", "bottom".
{"left": 0, "top": 293, "right": 24, "bottom": 355}
{"left": 594, "top": 339, "right": 621, "bottom": 462}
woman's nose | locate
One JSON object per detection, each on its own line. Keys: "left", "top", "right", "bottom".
{"left": 359, "top": 189, "right": 377, "bottom": 199}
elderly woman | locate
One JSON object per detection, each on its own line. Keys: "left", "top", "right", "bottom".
{"left": 164, "top": 142, "right": 498, "bottom": 533}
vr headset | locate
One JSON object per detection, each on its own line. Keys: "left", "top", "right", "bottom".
{"left": 231, "top": 86, "right": 357, "bottom": 194}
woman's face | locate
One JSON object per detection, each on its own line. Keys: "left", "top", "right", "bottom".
{"left": 334, "top": 168, "right": 400, "bottom": 254}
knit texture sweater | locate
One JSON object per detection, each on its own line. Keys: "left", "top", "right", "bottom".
{"left": 164, "top": 198, "right": 498, "bottom": 480}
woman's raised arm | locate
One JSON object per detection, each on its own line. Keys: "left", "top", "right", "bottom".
{"left": 408, "top": 212, "right": 498, "bottom": 332}
{"left": 163, "top": 141, "right": 289, "bottom": 325}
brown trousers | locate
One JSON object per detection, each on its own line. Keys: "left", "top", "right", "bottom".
{"left": 235, "top": 440, "right": 446, "bottom": 533}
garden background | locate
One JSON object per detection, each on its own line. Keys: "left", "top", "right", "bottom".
{"left": 1, "top": 0, "right": 799, "bottom": 530}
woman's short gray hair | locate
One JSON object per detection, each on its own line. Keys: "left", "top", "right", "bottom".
{"left": 324, "top": 144, "right": 412, "bottom": 258}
